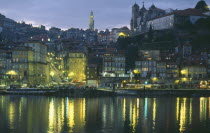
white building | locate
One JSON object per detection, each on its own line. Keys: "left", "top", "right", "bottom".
{"left": 146, "top": 8, "right": 209, "bottom": 31}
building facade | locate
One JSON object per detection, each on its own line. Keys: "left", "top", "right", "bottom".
{"left": 102, "top": 54, "right": 126, "bottom": 77}
{"left": 67, "top": 52, "right": 87, "bottom": 82}
{"left": 23, "top": 42, "right": 49, "bottom": 85}
{"left": 135, "top": 60, "right": 157, "bottom": 78}
{"left": 181, "top": 65, "right": 207, "bottom": 79}
{"left": 86, "top": 64, "right": 98, "bottom": 87}
{"left": 12, "top": 46, "right": 34, "bottom": 85}
{"left": 0, "top": 49, "right": 12, "bottom": 85}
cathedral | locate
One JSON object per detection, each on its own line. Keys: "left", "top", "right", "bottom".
{"left": 130, "top": 2, "right": 165, "bottom": 34}
{"left": 130, "top": 0, "right": 210, "bottom": 34}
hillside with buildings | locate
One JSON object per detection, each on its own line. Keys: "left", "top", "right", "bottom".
{"left": 0, "top": 0, "right": 209, "bottom": 89}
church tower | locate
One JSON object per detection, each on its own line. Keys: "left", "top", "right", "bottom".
{"left": 89, "top": 11, "right": 94, "bottom": 31}
{"left": 130, "top": 3, "right": 140, "bottom": 32}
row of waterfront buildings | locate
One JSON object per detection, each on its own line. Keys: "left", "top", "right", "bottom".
{"left": 1, "top": 40, "right": 209, "bottom": 88}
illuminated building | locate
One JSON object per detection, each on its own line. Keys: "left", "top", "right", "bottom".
{"left": 102, "top": 53, "right": 126, "bottom": 77}
{"left": 67, "top": 52, "right": 86, "bottom": 82}
{"left": 181, "top": 65, "right": 207, "bottom": 79}
{"left": 166, "top": 62, "right": 179, "bottom": 78}
{"left": 23, "top": 42, "right": 50, "bottom": 85}
{"left": 135, "top": 60, "right": 157, "bottom": 78}
{"left": 89, "top": 11, "right": 94, "bottom": 31}
{"left": 86, "top": 64, "right": 98, "bottom": 87}
{"left": 110, "top": 27, "right": 130, "bottom": 43}
{"left": 0, "top": 49, "right": 12, "bottom": 85}
{"left": 139, "top": 50, "right": 160, "bottom": 61}
{"left": 12, "top": 46, "right": 34, "bottom": 85}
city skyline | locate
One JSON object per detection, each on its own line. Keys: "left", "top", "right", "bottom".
{"left": 0, "top": 0, "right": 208, "bottom": 30}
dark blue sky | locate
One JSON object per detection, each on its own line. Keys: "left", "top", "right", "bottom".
{"left": 0, "top": 0, "right": 209, "bottom": 30}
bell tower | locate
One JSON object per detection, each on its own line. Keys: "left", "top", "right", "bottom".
{"left": 89, "top": 11, "right": 94, "bottom": 31}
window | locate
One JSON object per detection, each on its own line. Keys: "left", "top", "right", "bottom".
{"left": 142, "top": 68, "right": 148, "bottom": 71}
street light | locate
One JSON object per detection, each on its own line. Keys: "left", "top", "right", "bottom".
{"left": 50, "top": 71, "right": 55, "bottom": 77}
{"left": 6, "top": 70, "right": 17, "bottom": 75}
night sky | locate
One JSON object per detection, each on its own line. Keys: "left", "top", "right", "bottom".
{"left": 0, "top": 0, "right": 209, "bottom": 30}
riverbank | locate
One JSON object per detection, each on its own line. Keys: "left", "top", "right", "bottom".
{"left": 1, "top": 88, "right": 210, "bottom": 97}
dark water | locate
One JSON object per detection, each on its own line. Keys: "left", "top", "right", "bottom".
{"left": 0, "top": 96, "right": 210, "bottom": 133}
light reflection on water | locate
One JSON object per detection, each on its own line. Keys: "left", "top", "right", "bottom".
{"left": 0, "top": 96, "right": 210, "bottom": 133}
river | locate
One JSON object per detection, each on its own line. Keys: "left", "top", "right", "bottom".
{"left": 0, "top": 96, "right": 210, "bottom": 133}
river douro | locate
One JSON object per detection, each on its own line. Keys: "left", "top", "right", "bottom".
{"left": 0, "top": 96, "right": 210, "bottom": 133}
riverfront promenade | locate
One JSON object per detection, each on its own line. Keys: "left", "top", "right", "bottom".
{"left": 1, "top": 87, "right": 210, "bottom": 97}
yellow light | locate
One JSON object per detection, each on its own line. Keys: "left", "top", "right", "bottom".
{"left": 182, "top": 78, "right": 187, "bottom": 82}
{"left": 133, "top": 69, "right": 140, "bottom": 74}
{"left": 68, "top": 72, "right": 75, "bottom": 77}
{"left": 122, "top": 80, "right": 127, "bottom": 83}
{"left": 153, "top": 77, "right": 157, "bottom": 81}
{"left": 50, "top": 71, "right": 55, "bottom": 76}
{"left": 119, "top": 32, "right": 126, "bottom": 37}
{"left": 6, "top": 70, "right": 17, "bottom": 75}
{"left": 175, "top": 80, "right": 180, "bottom": 84}
{"left": 181, "top": 70, "right": 187, "bottom": 74}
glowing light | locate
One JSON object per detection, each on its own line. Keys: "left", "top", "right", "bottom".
{"left": 6, "top": 70, "right": 17, "bottom": 75}
{"left": 68, "top": 100, "right": 75, "bottom": 132}
{"left": 175, "top": 80, "right": 180, "bottom": 84}
{"left": 50, "top": 71, "right": 55, "bottom": 77}
{"left": 200, "top": 97, "right": 207, "bottom": 121}
{"left": 144, "top": 98, "right": 148, "bottom": 118}
{"left": 153, "top": 98, "right": 157, "bottom": 129}
{"left": 133, "top": 69, "right": 140, "bottom": 74}
{"left": 48, "top": 100, "right": 55, "bottom": 133}
{"left": 122, "top": 98, "right": 126, "bottom": 121}
{"left": 9, "top": 102, "right": 15, "bottom": 129}
{"left": 122, "top": 80, "right": 127, "bottom": 83}
{"left": 179, "top": 98, "right": 187, "bottom": 132}
{"left": 118, "top": 32, "right": 127, "bottom": 37}
{"left": 152, "top": 77, "right": 157, "bottom": 81}
{"left": 79, "top": 99, "right": 86, "bottom": 126}
{"left": 176, "top": 98, "right": 180, "bottom": 121}
{"left": 182, "top": 78, "right": 187, "bottom": 82}
{"left": 181, "top": 70, "right": 187, "bottom": 74}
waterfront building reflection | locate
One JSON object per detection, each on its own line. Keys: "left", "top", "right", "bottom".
{"left": 1, "top": 96, "right": 210, "bottom": 133}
